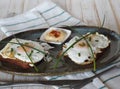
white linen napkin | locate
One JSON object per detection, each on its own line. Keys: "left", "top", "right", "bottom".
{"left": 0, "top": 0, "right": 83, "bottom": 36}
{"left": 0, "top": 0, "right": 119, "bottom": 89}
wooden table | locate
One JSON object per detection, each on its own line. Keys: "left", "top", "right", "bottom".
{"left": 0, "top": 0, "right": 120, "bottom": 89}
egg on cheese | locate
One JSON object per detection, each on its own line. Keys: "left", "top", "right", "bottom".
{"left": 0, "top": 38, "right": 45, "bottom": 67}
{"left": 62, "top": 32, "right": 110, "bottom": 65}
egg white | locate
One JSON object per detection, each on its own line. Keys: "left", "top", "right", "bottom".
{"left": 62, "top": 33, "right": 110, "bottom": 64}
{"left": 0, "top": 38, "right": 45, "bottom": 66}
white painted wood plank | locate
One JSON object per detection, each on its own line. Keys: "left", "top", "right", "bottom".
{"left": 67, "top": 0, "right": 83, "bottom": 20}
{"left": 0, "top": 0, "right": 120, "bottom": 89}
{"left": 23, "top": 0, "right": 41, "bottom": 12}
{"left": 109, "top": 0, "right": 120, "bottom": 33}
{"left": 0, "top": 0, "right": 11, "bottom": 18}
{"left": 52, "top": 0, "right": 67, "bottom": 11}
{"left": 8, "top": 0, "right": 25, "bottom": 15}
{"left": 95, "top": 0, "right": 119, "bottom": 33}
{"left": 78, "top": 0, "right": 100, "bottom": 26}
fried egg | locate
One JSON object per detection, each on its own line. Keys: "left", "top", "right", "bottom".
{"left": 0, "top": 38, "right": 45, "bottom": 66}
{"left": 62, "top": 32, "right": 110, "bottom": 64}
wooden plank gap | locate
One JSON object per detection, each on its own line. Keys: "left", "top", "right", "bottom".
{"left": 93, "top": 0, "right": 101, "bottom": 26}
{"left": 109, "top": 0, "right": 120, "bottom": 33}
{"left": 66, "top": 0, "right": 72, "bottom": 13}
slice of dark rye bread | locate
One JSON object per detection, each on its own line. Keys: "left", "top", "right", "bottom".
{"left": 0, "top": 55, "right": 32, "bottom": 69}
{"left": 61, "top": 45, "right": 110, "bottom": 65}
{"left": 59, "top": 33, "right": 111, "bottom": 65}
{"left": 0, "top": 38, "right": 46, "bottom": 69}
{"left": 0, "top": 55, "right": 46, "bottom": 69}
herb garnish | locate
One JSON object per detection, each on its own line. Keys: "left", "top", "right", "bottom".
{"left": 29, "top": 50, "right": 33, "bottom": 57}
{"left": 65, "top": 26, "right": 96, "bottom": 71}
{"left": 10, "top": 48, "right": 14, "bottom": 52}
{"left": 17, "top": 53, "right": 21, "bottom": 56}
{"left": 0, "top": 40, "right": 55, "bottom": 72}
{"left": 64, "top": 16, "right": 105, "bottom": 71}
{"left": 1, "top": 41, "right": 47, "bottom": 55}
{"left": 82, "top": 36, "right": 96, "bottom": 71}
{"left": 95, "top": 40, "right": 99, "bottom": 42}
{"left": 14, "top": 38, "right": 39, "bottom": 72}
{"left": 54, "top": 33, "right": 91, "bottom": 68}
{"left": 78, "top": 53, "right": 81, "bottom": 57}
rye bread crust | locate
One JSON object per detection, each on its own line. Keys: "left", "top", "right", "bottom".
{"left": 0, "top": 55, "right": 31, "bottom": 69}
{"left": 59, "top": 44, "right": 110, "bottom": 65}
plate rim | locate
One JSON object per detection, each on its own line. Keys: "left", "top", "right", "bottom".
{"left": 0, "top": 25, "right": 120, "bottom": 76}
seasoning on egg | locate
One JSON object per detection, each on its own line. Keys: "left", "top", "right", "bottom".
{"left": 49, "top": 30, "right": 61, "bottom": 38}
{"left": 40, "top": 27, "right": 71, "bottom": 44}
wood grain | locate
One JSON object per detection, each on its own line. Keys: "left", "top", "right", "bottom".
{"left": 95, "top": 0, "right": 119, "bottom": 33}
{"left": 0, "top": 0, "right": 120, "bottom": 89}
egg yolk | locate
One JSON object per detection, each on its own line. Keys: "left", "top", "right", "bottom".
{"left": 49, "top": 30, "right": 61, "bottom": 38}
{"left": 75, "top": 41, "right": 88, "bottom": 48}
{"left": 17, "top": 43, "right": 33, "bottom": 53}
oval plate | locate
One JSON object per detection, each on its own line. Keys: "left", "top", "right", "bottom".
{"left": 0, "top": 26, "right": 120, "bottom": 76}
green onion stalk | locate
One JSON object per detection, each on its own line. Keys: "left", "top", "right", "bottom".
{"left": 65, "top": 26, "right": 96, "bottom": 71}
{"left": 64, "top": 16, "right": 106, "bottom": 71}
{"left": 54, "top": 33, "right": 91, "bottom": 68}
{"left": 14, "top": 38, "right": 39, "bottom": 72}
{"left": 0, "top": 40, "right": 56, "bottom": 72}
{"left": 81, "top": 36, "right": 96, "bottom": 71}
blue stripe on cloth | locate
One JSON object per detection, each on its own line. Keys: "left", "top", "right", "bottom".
{"left": 103, "top": 74, "right": 120, "bottom": 83}
{"left": 3, "top": 4, "right": 77, "bottom": 35}
{"left": 5, "top": 22, "right": 46, "bottom": 34}
{"left": 41, "top": 5, "right": 57, "bottom": 13}
{"left": 51, "top": 16, "right": 72, "bottom": 26}
{"left": 3, "top": 5, "right": 57, "bottom": 27}
{"left": 99, "top": 86, "right": 106, "bottom": 89}
{"left": 5, "top": 16, "right": 72, "bottom": 34}
{"left": 75, "top": 21, "right": 81, "bottom": 25}
{"left": 2, "top": 17, "right": 39, "bottom": 27}
{"left": 47, "top": 11, "right": 65, "bottom": 20}
{"left": 49, "top": 76, "right": 61, "bottom": 80}
{"left": 3, "top": 11, "right": 65, "bottom": 28}
{"left": 98, "top": 73, "right": 120, "bottom": 89}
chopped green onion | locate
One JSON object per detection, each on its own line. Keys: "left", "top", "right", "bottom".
{"left": 95, "top": 40, "right": 99, "bottom": 42}
{"left": 10, "top": 48, "right": 14, "bottom": 52}
{"left": 83, "top": 37, "right": 96, "bottom": 71}
{"left": 54, "top": 33, "right": 91, "bottom": 68}
{"left": 88, "top": 37, "right": 91, "bottom": 41}
{"left": 78, "top": 53, "right": 81, "bottom": 57}
{"left": 14, "top": 38, "right": 39, "bottom": 72}
{"left": 0, "top": 40, "right": 56, "bottom": 72}
{"left": 29, "top": 50, "right": 33, "bottom": 57}
{"left": 65, "top": 26, "right": 96, "bottom": 71}
{"left": 17, "top": 53, "right": 21, "bottom": 56}
{"left": 1, "top": 41, "right": 46, "bottom": 55}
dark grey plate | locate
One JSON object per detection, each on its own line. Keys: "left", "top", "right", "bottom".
{"left": 0, "top": 26, "right": 120, "bottom": 76}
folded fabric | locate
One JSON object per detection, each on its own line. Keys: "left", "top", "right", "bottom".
{"left": 45, "top": 72, "right": 108, "bottom": 89}
{"left": 0, "top": 0, "right": 119, "bottom": 89}
{"left": 0, "top": 0, "right": 83, "bottom": 36}
{"left": 45, "top": 58, "right": 120, "bottom": 89}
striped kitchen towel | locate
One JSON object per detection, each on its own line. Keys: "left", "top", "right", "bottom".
{"left": 45, "top": 58, "right": 120, "bottom": 89}
{"left": 0, "top": 0, "right": 84, "bottom": 36}
{"left": 0, "top": 0, "right": 120, "bottom": 89}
